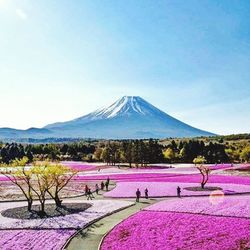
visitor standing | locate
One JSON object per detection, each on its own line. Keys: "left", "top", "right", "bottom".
{"left": 177, "top": 186, "right": 181, "bottom": 198}
{"left": 95, "top": 184, "right": 99, "bottom": 195}
{"left": 85, "top": 185, "right": 89, "bottom": 195}
{"left": 136, "top": 188, "right": 141, "bottom": 202}
{"left": 145, "top": 188, "right": 149, "bottom": 199}
{"left": 101, "top": 181, "right": 105, "bottom": 190}
{"left": 105, "top": 180, "right": 109, "bottom": 191}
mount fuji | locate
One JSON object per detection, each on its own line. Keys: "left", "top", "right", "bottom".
{"left": 0, "top": 96, "right": 214, "bottom": 139}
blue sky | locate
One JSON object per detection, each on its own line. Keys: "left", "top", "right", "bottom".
{"left": 0, "top": 0, "right": 249, "bottom": 135}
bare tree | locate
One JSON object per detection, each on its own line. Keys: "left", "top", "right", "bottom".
{"left": 193, "top": 156, "right": 210, "bottom": 189}
{"left": 0, "top": 157, "right": 34, "bottom": 211}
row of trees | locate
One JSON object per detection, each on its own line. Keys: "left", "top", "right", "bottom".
{"left": 0, "top": 157, "right": 77, "bottom": 214}
{"left": 95, "top": 139, "right": 164, "bottom": 167}
{"left": 0, "top": 139, "right": 249, "bottom": 165}
{"left": 0, "top": 142, "right": 96, "bottom": 163}
{"left": 163, "top": 140, "right": 230, "bottom": 163}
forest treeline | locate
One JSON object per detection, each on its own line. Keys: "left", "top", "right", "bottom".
{"left": 0, "top": 138, "right": 249, "bottom": 165}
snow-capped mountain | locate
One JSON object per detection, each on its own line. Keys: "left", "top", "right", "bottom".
{"left": 44, "top": 96, "right": 214, "bottom": 138}
{"left": 0, "top": 96, "right": 215, "bottom": 139}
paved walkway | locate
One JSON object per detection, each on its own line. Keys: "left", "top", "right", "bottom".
{"left": 64, "top": 198, "right": 158, "bottom": 250}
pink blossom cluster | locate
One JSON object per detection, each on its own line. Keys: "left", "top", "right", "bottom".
{"left": 145, "top": 195, "right": 250, "bottom": 218}
{"left": 0, "top": 229, "right": 75, "bottom": 250}
{"left": 104, "top": 181, "right": 250, "bottom": 198}
{"left": 101, "top": 211, "right": 250, "bottom": 250}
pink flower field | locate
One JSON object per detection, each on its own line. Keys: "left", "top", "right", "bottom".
{"left": 0, "top": 229, "right": 75, "bottom": 250}
{"left": 104, "top": 181, "right": 250, "bottom": 198}
{"left": 100, "top": 211, "right": 250, "bottom": 250}
{"left": 145, "top": 195, "right": 250, "bottom": 218}
{"left": 61, "top": 161, "right": 103, "bottom": 171}
{"left": 74, "top": 172, "right": 250, "bottom": 185}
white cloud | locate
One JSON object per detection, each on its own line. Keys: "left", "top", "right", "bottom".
{"left": 16, "top": 8, "right": 27, "bottom": 20}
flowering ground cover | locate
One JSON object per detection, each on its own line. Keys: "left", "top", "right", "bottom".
{"left": 145, "top": 195, "right": 250, "bottom": 218}
{"left": 104, "top": 181, "right": 249, "bottom": 198}
{"left": 233, "top": 164, "right": 250, "bottom": 171}
{"left": 0, "top": 229, "right": 75, "bottom": 250}
{"left": 74, "top": 172, "right": 250, "bottom": 185}
{"left": 226, "top": 164, "right": 250, "bottom": 175}
{"left": 61, "top": 161, "right": 106, "bottom": 171}
{"left": 100, "top": 211, "right": 250, "bottom": 250}
{"left": 0, "top": 200, "right": 133, "bottom": 229}
{"left": 209, "top": 163, "right": 234, "bottom": 170}
{"left": 124, "top": 163, "right": 237, "bottom": 174}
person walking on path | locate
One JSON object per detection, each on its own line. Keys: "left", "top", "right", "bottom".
{"left": 101, "top": 181, "right": 105, "bottom": 190}
{"left": 87, "top": 188, "right": 95, "bottom": 200}
{"left": 145, "top": 188, "right": 149, "bottom": 199}
{"left": 107, "top": 177, "right": 110, "bottom": 185}
{"left": 105, "top": 180, "right": 109, "bottom": 191}
{"left": 95, "top": 184, "right": 99, "bottom": 195}
{"left": 177, "top": 186, "right": 181, "bottom": 198}
{"left": 136, "top": 188, "right": 141, "bottom": 202}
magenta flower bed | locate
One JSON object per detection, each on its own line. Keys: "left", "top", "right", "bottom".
{"left": 74, "top": 172, "right": 250, "bottom": 185}
{"left": 101, "top": 211, "right": 250, "bottom": 250}
{"left": 62, "top": 161, "right": 99, "bottom": 171}
{"left": 0, "top": 229, "right": 75, "bottom": 250}
{"left": 104, "top": 182, "right": 249, "bottom": 198}
{"left": 234, "top": 164, "right": 250, "bottom": 171}
{"left": 74, "top": 173, "right": 179, "bottom": 181}
{"left": 209, "top": 163, "right": 233, "bottom": 170}
{"left": 145, "top": 195, "right": 250, "bottom": 218}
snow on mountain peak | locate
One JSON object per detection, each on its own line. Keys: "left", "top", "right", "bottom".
{"left": 91, "top": 96, "right": 157, "bottom": 119}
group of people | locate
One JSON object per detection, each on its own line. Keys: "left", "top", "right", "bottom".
{"left": 84, "top": 177, "right": 182, "bottom": 202}
{"left": 135, "top": 186, "right": 182, "bottom": 202}
{"left": 135, "top": 188, "right": 149, "bottom": 202}
{"left": 84, "top": 177, "right": 110, "bottom": 200}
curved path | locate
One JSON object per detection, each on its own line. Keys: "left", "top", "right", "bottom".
{"left": 64, "top": 198, "right": 158, "bottom": 250}
{"left": 65, "top": 192, "right": 250, "bottom": 250}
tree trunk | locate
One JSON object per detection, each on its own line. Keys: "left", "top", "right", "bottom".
{"left": 204, "top": 173, "right": 209, "bottom": 187}
{"left": 201, "top": 173, "right": 205, "bottom": 189}
{"left": 55, "top": 194, "right": 62, "bottom": 207}
{"left": 27, "top": 200, "right": 33, "bottom": 211}
{"left": 40, "top": 200, "right": 45, "bottom": 214}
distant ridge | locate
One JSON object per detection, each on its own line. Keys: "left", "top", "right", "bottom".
{"left": 0, "top": 96, "right": 215, "bottom": 139}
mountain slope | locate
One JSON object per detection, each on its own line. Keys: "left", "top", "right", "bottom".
{"left": 44, "top": 96, "right": 214, "bottom": 139}
{"left": 0, "top": 127, "right": 52, "bottom": 139}
{"left": 0, "top": 96, "right": 215, "bottom": 139}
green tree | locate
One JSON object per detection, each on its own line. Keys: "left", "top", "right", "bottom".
{"left": 42, "top": 163, "right": 77, "bottom": 207}
{"left": 163, "top": 148, "right": 175, "bottom": 163}
{"left": 240, "top": 146, "right": 250, "bottom": 162}
{"left": 0, "top": 157, "right": 34, "bottom": 211}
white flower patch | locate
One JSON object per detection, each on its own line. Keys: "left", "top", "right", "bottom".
{"left": 0, "top": 199, "right": 133, "bottom": 229}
